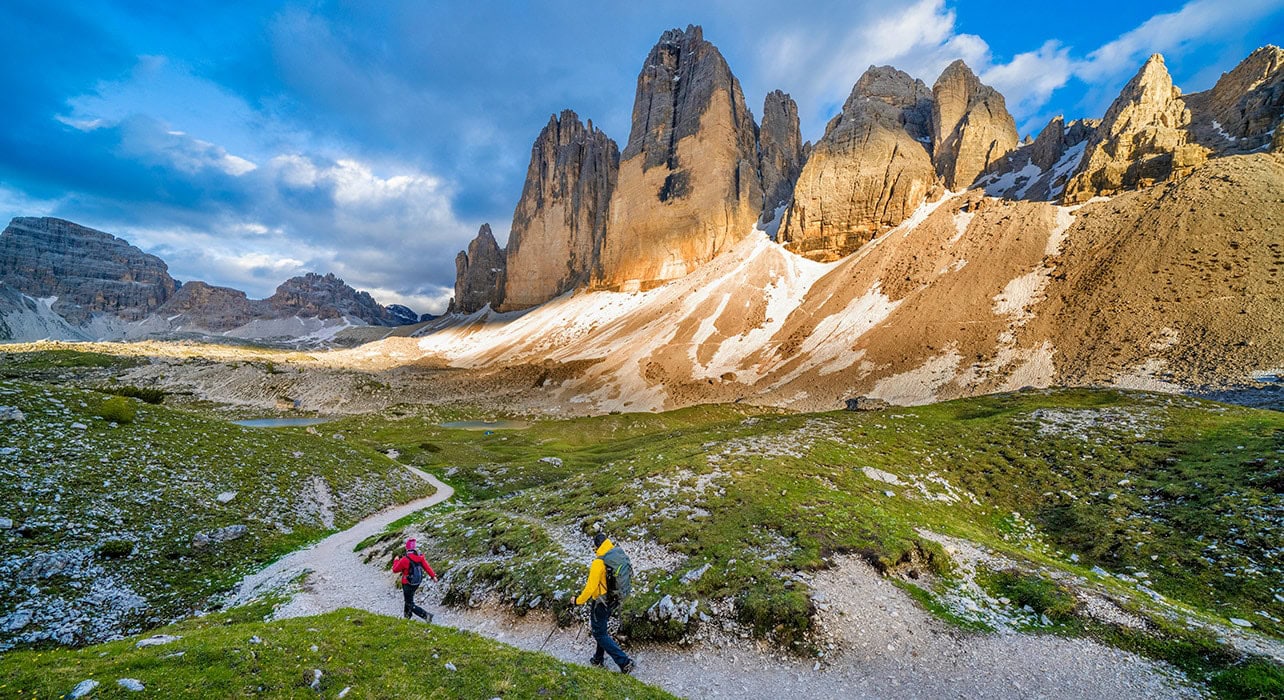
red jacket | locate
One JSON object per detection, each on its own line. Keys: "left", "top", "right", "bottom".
{"left": 392, "top": 551, "right": 437, "bottom": 585}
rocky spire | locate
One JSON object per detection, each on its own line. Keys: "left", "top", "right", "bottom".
{"left": 758, "top": 90, "right": 806, "bottom": 221}
{"left": 501, "top": 110, "right": 619, "bottom": 311}
{"left": 0, "top": 217, "right": 177, "bottom": 323}
{"left": 1063, "top": 54, "right": 1208, "bottom": 203}
{"left": 778, "top": 65, "right": 937, "bottom": 261}
{"left": 1185, "top": 45, "right": 1284, "bottom": 154}
{"left": 930, "top": 60, "right": 1018, "bottom": 190}
{"left": 596, "top": 25, "right": 762, "bottom": 291}
{"left": 450, "top": 224, "right": 505, "bottom": 314}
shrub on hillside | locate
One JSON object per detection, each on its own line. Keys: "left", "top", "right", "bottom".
{"left": 95, "top": 396, "right": 137, "bottom": 424}
{"left": 98, "top": 540, "right": 134, "bottom": 558}
{"left": 103, "top": 385, "right": 166, "bottom": 404}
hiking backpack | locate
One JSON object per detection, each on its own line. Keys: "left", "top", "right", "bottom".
{"left": 598, "top": 547, "right": 633, "bottom": 600}
{"left": 406, "top": 556, "right": 425, "bottom": 586}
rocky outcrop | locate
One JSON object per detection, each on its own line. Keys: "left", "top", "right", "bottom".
{"left": 976, "top": 116, "right": 1098, "bottom": 200}
{"left": 266, "top": 272, "right": 408, "bottom": 326}
{"left": 596, "top": 25, "right": 762, "bottom": 291}
{"left": 758, "top": 90, "right": 807, "bottom": 221}
{"left": 156, "top": 281, "right": 256, "bottom": 331}
{"left": 1063, "top": 54, "right": 1209, "bottom": 203}
{"left": 501, "top": 110, "right": 619, "bottom": 311}
{"left": 779, "top": 66, "right": 937, "bottom": 261}
{"left": 451, "top": 224, "right": 506, "bottom": 313}
{"left": 931, "top": 60, "right": 1018, "bottom": 190}
{"left": 1186, "top": 45, "right": 1284, "bottom": 154}
{"left": 0, "top": 217, "right": 177, "bottom": 323}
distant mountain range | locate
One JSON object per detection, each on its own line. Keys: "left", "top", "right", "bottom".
{"left": 0, "top": 217, "right": 422, "bottom": 344}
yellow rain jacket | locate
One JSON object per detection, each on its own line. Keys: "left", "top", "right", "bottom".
{"left": 574, "top": 538, "right": 615, "bottom": 605}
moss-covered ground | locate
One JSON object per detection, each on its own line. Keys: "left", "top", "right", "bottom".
{"left": 0, "top": 378, "right": 433, "bottom": 650}
{"left": 0, "top": 604, "right": 673, "bottom": 699}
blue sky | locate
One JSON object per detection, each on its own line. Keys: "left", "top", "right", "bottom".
{"left": 2, "top": 1, "right": 1281, "bottom": 313}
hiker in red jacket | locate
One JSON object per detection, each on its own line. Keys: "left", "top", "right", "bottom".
{"left": 392, "top": 538, "right": 438, "bottom": 621}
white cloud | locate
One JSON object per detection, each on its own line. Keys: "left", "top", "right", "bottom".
{"left": 982, "top": 41, "right": 1075, "bottom": 117}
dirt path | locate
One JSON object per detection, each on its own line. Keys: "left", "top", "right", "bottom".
{"left": 229, "top": 468, "right": 1199, "bottom": 699}
{"left": 225, "top": 465, "right": 452, "bottom": 616}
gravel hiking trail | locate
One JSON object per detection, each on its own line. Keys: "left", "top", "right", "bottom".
{"left": 229, "top": 466, "right": 1199, "bottom": 699}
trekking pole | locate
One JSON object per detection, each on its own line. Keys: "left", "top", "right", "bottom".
{"left": 537, "top": 620, "right": 559, "bottom": 652}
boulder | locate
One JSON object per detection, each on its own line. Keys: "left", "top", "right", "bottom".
{"left": 0, "top": 406, "right": 23, "bottom": 421}
{"left": 596, "top": 25, "right": 762, "bottom": 291}
{"left": 1063, "top": 54, "right": 1209, "bottom": 203}
{"left": 191, "top": 524, "right": 248, "bottom": 548}
{"left": 845, "top": 396, "right": 890, "bottom": 411}
{"left": 135, "top": 634, "right": 182, "bottom": 647}
{"left": 67, "top": 680, "right": 99, "bottom": 699}
{"left": 759, "top": 90, "right": 807, "bottom": 220}
{"left": 931, "top": 60, "right": 1018, "bottom": 190}
{"left": 117, "top": 679, "right": 145, "bottom": 692}
{"left": 449, "top": 224, "right": 506, "bottom": 313}
{"left": 779, "top": 65, "right": 938, "bottom": 261}
{"left": 501, "top": 110, "right": 619, "bottom": 311}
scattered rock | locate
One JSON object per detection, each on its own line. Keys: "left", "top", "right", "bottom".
{"left": 539, "top": 457, "right": 563, "bottom": 467}
{"left": 216, "top": 491, "right": 238, "bottom": 504}
{"left": 0, "top": 517, "right": 12, "bottom": 529}
{"left": 1, "top": 610, "right": 33, "bottom": 632}
{"left": 681, "top": 563, "right": 712, "bottom": 585}
{"left": 135, "top": 634, "right": 182, "bottom": 648}
{"left": 0, "top": 406, "right": 25, "bottom": 421}
{"left": 68, "top": 680, "right": 99, "bottom": 698}
{"left": 337, "top": 688, "right": 351, "bottom": 699}
{"left": 309, "top": 669, "right": 323, "bottom": 690}
{"left": 71, "top": 422, "right": 88, "bottom": 430}
{"left": 249, "top": 635, "right": 262, "bottom": 644}
{"left": 1229, "top": 618, "right": 1253, "bottom": 628}
{"left": 117, "top": 678, "right": 145, "bottom": 692}
{"left": 444, "top": 662, "right": 458, "bottom": 672}
{"left": 191, "top": 524, "right": 248, "bottom": 548}
{"left": 646, "top": 594, "right": 698, "bottom": 625}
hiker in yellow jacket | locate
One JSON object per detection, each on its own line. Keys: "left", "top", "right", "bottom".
{"left": 575, "top": 532, "right": 635, "bottom": 673}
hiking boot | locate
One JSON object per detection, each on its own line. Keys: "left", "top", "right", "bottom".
{"left": 589, "top": 658, "right": 604, "bottom": 668}
{"left": 620, "top": 660, "right": 636, "bottom": 675}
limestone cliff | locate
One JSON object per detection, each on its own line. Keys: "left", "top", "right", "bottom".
{"left": 501, "top": 110, "right": 619, "bottom": 311}
{"left": 0, "top": 217, "right": 177, "bottom": 323}
{"left": 1186, "top": 45, "right": 1284, "bottom": 155}
{"left": 451, "top": 224, "right": 506, "bottom": 313}
{"left": 930, "top": 60, "right": 1018, "bottom": 190}
{"left": 595, "top": 25, "right": 762, "bottom": 291}
{"left": 758, "top": 90, "right": 807, "bottom": 221}
{"left": 1063, "top": 54, "right": 1209, "bottom": 203}
{"left": 778, "top": 66, "right": 937, "bottom": 261}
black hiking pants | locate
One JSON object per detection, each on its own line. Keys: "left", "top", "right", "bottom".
{"left": 402, "top": 583, "right": 431, "bottom": 621}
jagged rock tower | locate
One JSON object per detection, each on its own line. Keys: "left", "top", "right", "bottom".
{"left": 595, "top": 25, "right": 762, "bottom": 291}
{"left": 778, "top": 66, "right": 937, "bottom": 261}
{"left": 501, "top": 110, "right": 619, "bottom": 311}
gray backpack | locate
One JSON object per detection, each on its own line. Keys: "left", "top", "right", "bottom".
{"left": 599, "top": 547, "right": 633, "bottom": 600}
